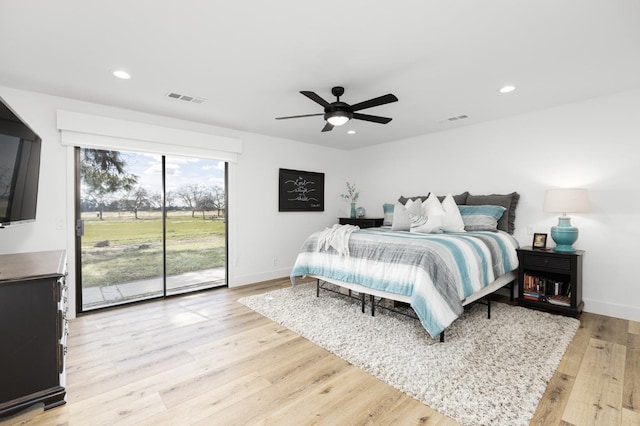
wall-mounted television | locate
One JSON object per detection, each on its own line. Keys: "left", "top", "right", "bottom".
{"left": 0, "top": 98, "right": 41, "bottom": 227}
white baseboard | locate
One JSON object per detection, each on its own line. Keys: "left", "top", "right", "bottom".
{"left": 229, "top": 267, "right": 291, "bottom": 287}
{"left": 583, "top": 298, "right": 640, "bottom": 322}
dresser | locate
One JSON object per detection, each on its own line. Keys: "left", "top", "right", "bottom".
{"left": 0, "top": 250, "right": 67, "bottom": 418}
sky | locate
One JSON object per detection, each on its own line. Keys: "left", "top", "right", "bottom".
{"left": 122, "top": 151, "right": 225, "bottom": 195}
{"left": 80, "top": 149, "right": 226, "bottom": 208}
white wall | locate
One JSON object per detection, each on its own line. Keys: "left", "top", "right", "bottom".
{"left": 353, "top": 89, "right": 640, "bottom": 321}
{"left": 0, "top": 86, "right": 350, "bottom": 318}
{"left": 3, "top": 84, "right": 639, "bottom": 322}
{"left": 229, "top": 131, "right": 349, "bottom": 285}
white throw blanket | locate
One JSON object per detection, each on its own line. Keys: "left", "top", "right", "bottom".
{"left": 316, "top": 224, "right": 359, "bottom": 256}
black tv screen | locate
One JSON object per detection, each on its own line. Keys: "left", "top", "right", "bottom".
{"left": 0, "top": 99, "right": 41, "bottom": 226}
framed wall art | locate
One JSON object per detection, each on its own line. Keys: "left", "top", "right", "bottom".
{"left": 278, "top": 168, "right": 324, "bottom": 212}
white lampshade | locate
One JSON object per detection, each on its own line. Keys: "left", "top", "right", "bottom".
{"left": 543, "top": 188, "right": 590, "bottom": 215}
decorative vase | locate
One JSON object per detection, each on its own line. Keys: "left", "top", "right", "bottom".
{"left": 550, "top": 216, "right": 579, "bottom": 252}
{"left": 350, "top": 202, "right": 357, "bottom": 219}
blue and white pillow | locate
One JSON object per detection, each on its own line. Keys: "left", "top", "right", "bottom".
{"left": 458, "top": 205, "right": 507, "bottom": 232}
{"left": 382, "top": 203, "right": 394, "bottom": 226}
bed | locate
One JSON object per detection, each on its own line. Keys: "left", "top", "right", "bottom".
{"left": 290, "top": 192, "right": 520, "bottom": 339}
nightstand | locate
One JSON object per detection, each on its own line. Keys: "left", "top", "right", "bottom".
{"left": 516, "top": 246, "right": 584, "bottom": 316}
{"left": 338, "top": 217, "right": 384, "bottom": 229}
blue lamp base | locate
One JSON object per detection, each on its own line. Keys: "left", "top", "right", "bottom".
{"left": 550, "top": 216, "right": 578, "bottom": 253}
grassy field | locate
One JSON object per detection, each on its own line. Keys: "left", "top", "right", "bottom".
{"left": 81, "top": 211, "right": 225, "bottom": 287}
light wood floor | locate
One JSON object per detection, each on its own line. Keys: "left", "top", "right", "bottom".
{"left": 4, "top": 278, "right": 640, "bottom": 426}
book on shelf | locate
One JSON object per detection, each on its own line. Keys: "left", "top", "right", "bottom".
{"left": 547, "top": 295, "right": 571, "bottom": 307}
{"left": 523, "top": 272, "right": 569, "bottom": 298}
{"left": 523, "top": 291, "right": 543, "bottom": 301}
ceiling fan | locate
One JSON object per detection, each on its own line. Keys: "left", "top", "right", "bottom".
{"left": 275, "top": 86, "right": 398, "bottom": 132}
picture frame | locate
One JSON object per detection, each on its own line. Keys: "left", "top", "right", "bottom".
{"left": 278, "top": 168, "right": 324, "bottom": 212}
{"left": 532, "top": 233, "right": 548, "bottom": 249}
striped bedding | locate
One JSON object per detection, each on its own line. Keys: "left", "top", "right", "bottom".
{"left": 290, "top": 228, "right": 519, "bottom": 337}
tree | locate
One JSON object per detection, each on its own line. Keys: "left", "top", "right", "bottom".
{"left": 150, "top": 192, "right": 163, "bottom": 212}
{"left": 197, "top": 192, "right": 215, "bottom": 219}
{"left": 211, "top": 185, "right": 226, "bottom": 216}
{"left": 164, "top": 191, "right": 176, "bottom": 217}
{"left": 176, "top": 184, "right": 207, "bottom": 218}
{"left": 121, "top": 187, "right": 152, "bottom": 219}
{"left": 81, "top": 149, "right": 138, "bottom": 220}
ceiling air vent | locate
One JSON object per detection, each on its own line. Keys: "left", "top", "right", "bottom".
{"left": 447, "top": 114, "right": 468, "bottom": 122}
{"left": 166, "top": 92, "right": 207, "bottom": 104}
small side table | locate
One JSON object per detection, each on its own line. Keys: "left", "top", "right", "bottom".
{"left": 516, "top": 246, "right": 584, "bottom": 316}
{"left": 338, "top": 217, "right": 384, "bottom": 229}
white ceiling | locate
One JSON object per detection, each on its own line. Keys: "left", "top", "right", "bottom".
{"left": 1, "top": 0, "right": 639, "bottom": 150}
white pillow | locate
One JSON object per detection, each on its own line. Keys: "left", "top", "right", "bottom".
{"left": 423, "top": 193, "right": 445, "bottom": 217}
{"left": 411, "top": 193, "right": 444, "bottom": 233}
{"left": 441, "top": 193, "right": 466, "bottom": 232}
{"left": 391, "top": 203, "right": 411, "bottom": 231}
{"left": 404, "top": 198, "right": 423, "bottom": 216}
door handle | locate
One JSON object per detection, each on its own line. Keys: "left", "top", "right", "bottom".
{"left": 75, "top": 219, "right": 84, "bottom": 237}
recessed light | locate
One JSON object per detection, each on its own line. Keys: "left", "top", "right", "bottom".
{"left": 347, "top": 130, "right": 356, "bottom": 135}
{"left": 499, "top": 85, "right": 516, "bottom": 94}
{"left": 112, "top": 70, "right": 131, "bottom": 80}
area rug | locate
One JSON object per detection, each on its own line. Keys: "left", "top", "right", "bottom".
{"left": 239, "top": 282, "right": 580, "bottom": 426}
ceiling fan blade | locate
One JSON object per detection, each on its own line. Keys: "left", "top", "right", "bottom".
{"left": 350, "top": 94, "right": 398, "bottom": 112}
{"left": 275, "top": 113, "right": 324, "bottom": 120}
{"left": 321, "top": 122, "right": 334, "bottom": 132}
{"left": 301, "top": 91, "right": 332, "bottom": 108}
{"left": 352, "top": 112, "right": 392, "bottom": 124}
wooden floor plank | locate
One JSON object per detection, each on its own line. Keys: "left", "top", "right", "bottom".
{"left": 158, "top": 337, "right": 317, "bottom": 410}
{"left": 562, "top": 338, "right": 626, "bottom": 425}
{"left": 623, "top": 332, "right": 640, "bottom": 413}
{"left": 374, "top": 394, "right": 457, "bottom": 425}
{"left": 622, "top": 407, "right": 640, "bottom": 425}
{"left": 556, "top": 311, "right": 598, "bottom": 377}
{"left": 4, "top": 277, "right": 636, "bottom": 426}
{"left": 142, "top": 372, "right": 273, "bottom": 425}
{"left": 530, "top": 370, "right": 576, "bottom": 426}
{"left": 591, "top": 314, "right": 629, "bottom": 346}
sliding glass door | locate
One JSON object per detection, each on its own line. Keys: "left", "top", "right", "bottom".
{"left": 164, "top": 155, "right": 227, "bottom": 296}
{"left": 76, "top": 148, "right": 227, "bottom": 312}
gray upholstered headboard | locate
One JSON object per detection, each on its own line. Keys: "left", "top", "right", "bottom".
{"left": 396, "top": 192, "right": 520, "bottom": 234}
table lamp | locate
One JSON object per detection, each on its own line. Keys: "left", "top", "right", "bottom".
{"left": 543, "top": 188, "right": 589, "bottom": 252}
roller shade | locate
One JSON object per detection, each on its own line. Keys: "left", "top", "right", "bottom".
{"left": 57, "top": 110, "right": 242, "bottom": 162}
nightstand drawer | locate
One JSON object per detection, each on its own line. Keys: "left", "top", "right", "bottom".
{"left": 522, "top": 254, "right": 571, "bottom": 271}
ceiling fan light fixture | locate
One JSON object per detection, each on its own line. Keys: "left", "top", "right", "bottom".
{"left": 325, "top": 110, "right": 351, "bottom": 126}
{"left": 275, "top": 86, "right": 397, "bottom": 132}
